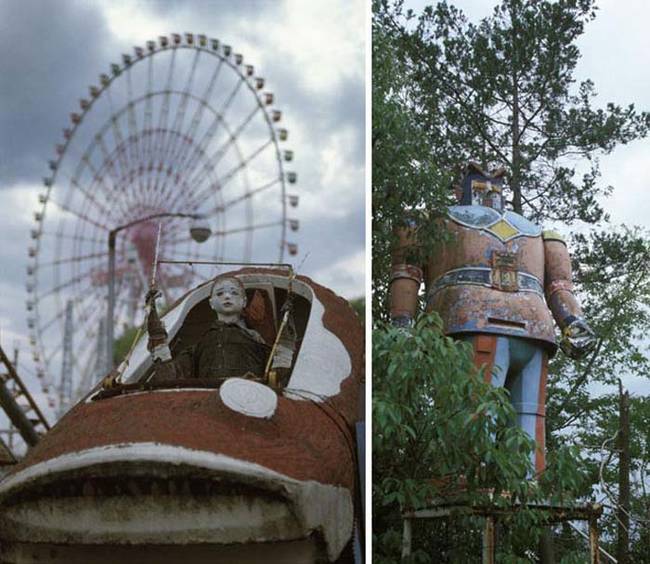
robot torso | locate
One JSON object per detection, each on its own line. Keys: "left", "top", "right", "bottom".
{"left": 425, "top": 205, "right": 557, "bottom": 349}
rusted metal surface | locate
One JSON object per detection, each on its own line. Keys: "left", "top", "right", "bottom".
{"left": 8, "top": 390, "right": 355, "bottom": 488}
{"left": 390, "top": 195, "right": 588, "bottom": 351}
{"left": 544, "top": 239, "right": 583, "bottom": 327}
{"left": 0, "top": 435, "right": 16, "bottom": 466}
{"left": 403, "top": 500, "right": 603, "bottom": 562}
{"left": 422, "top": 217, "right": 559, "bottom": 346}
{"left": 426, "top": 217, "right": 545, "bottom": 282}
{"left": 389, "top": 274, "right": 421, "bottom": 322}
{"left": 427, "top": 285, "right": 556, "bottom": 345}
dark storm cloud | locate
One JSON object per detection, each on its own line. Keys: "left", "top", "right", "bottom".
{"left": 0, "top": 0, "right": 114, "bottom": 185}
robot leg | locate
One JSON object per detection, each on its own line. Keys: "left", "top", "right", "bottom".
{"left": 461, "top": 334, "right": 509, "bottom": 387}
{"left": 507, "top": 342, "right": 548, "bottom": 475}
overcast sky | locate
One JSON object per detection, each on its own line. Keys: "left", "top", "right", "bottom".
{"left": 0, "top": 0, "right": 365, "bottom": 430}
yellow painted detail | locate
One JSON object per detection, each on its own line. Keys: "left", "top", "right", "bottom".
{"left": 487, "top": 219, "right": 519, "bottom": 241}
{"left": 542, "top": 229, "right": 565, "bottom": 243}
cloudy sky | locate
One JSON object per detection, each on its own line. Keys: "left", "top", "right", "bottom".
{"left": 0, "top": 0, "right": 365, "bottom": 430}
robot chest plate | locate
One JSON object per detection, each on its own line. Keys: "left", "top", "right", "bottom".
{"left": 448, "top": 205, "right": 542, "bottom": 242}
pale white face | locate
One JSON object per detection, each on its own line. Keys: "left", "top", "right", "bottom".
{"left": 209, "top": 279, "right": 246, "bottom": 317}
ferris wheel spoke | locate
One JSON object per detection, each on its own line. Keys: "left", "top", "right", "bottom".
{"left": 180, "top": 106, "right": 252, "bottom": 201}
{"left": 49, "top": 198, "right": 111, "bottom": 231}
{"left": 56, "top": 165, "right": 117, "bottom": 223}
{"left": 175, "top": 57, "right": 225, "bottom": 165}
{"left": 90, "top": 135, "right": 132, "bottom": 220}
{"left": 39, "top": 251, "right": 107, "bottom": 268}
{"left": 154, "top": 47, "right": 178, "bottom": 161}
{"left": 179, "top": 76, "right": 245, "bottom": 179}
{"left": 188, "top": 109, "right": 263, "bottom": 192}
{"left": 198, "top": 137, "right": 273, "bottom": 196}
{"left": 124, "top": 67, "right": 145, "bottom": 196}
{"left": 58, "top": 131, "right": 121, "bottom": 210}
{"left": 214, "top": 177, "right": 280, "bottom": 213}
{"left": 165, "top": 48, "right": 201, "bottom": 157}
{"left": 175, "top": 114, "right": 222, "bottom": 185}
{"left": 144, "top": 55, "right": 154, "bottom": 147}
{"left": 42, "top": 231, "right": 104, "bottom": 245}
{"left": 38, "top": 266, "right": 101, "bottom": 300}
{"left": 104, "top": 88, "right": 131, "bottom": 180}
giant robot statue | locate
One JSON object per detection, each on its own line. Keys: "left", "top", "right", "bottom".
{"left": 390, "top": 163, "right": 596, "bottom": 474}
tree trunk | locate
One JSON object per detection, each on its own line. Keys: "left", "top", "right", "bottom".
{"left": 617, "top": 380, "right": 630, "bottom": 564}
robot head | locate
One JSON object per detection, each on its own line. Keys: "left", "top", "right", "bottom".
{"left": 455, "top": 163, "right": 506, "bottom": 211}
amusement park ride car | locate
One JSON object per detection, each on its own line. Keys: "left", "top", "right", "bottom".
{"left": 0, "top": 268, "right": 364, "bottom": 563}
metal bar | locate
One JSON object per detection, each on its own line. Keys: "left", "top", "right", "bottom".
{"left": 158, "top": 259, "right": 292, "bottom": 268}
{"left": 407, "top": 502, "right": 603, "bottom": 522}
{"left": 106, "top": 231, "right": 116, "bottom": 372}
{"left": 0, "top": 346, "right": 47, "bottom": 446}
{"left": 0, "top": 346, "right": 50, "bottom": 432}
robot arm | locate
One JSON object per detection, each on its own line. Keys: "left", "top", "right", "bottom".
{"left": 389, "top": 220, "right": 423, "bottom": 327}
{"left": 543, "top": 230, "right": 596, "bottom": 359}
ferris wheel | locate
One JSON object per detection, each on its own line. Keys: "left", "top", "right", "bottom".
{"left": 25, "top": 33, "right": 299, "bottom": 416}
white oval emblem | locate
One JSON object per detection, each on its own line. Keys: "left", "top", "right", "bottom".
{"left": 219, "top": 378, "right": 277, "bottom": 419}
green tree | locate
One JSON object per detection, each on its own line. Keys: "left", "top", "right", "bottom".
{"left": 387, "top": 0, "right": 650, "bottom": 223}
{"left": 373, "top": 314, "right": 587, "bottom": 562}
{"left": 372, "top": 0, "right": 454, "bottom": 323}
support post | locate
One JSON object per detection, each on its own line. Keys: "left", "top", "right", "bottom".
{"left": 589, "top": 515, "right": 600, "bottom": 564}
{"left": 482, "top": 515, "right": 496, "bottom": 564}
{"left": 401, "top": 518, "right": 412, "bottom": 561}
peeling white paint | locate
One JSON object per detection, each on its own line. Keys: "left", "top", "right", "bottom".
{"left": 284, "top": 294, "right": 351, "bottom": 398}
{"left": 0, "top": 443, "right": 353, "bottom": 561}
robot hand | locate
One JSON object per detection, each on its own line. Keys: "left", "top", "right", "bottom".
{"left": 560, "top": 317, "right": 596, "bottom": 360}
